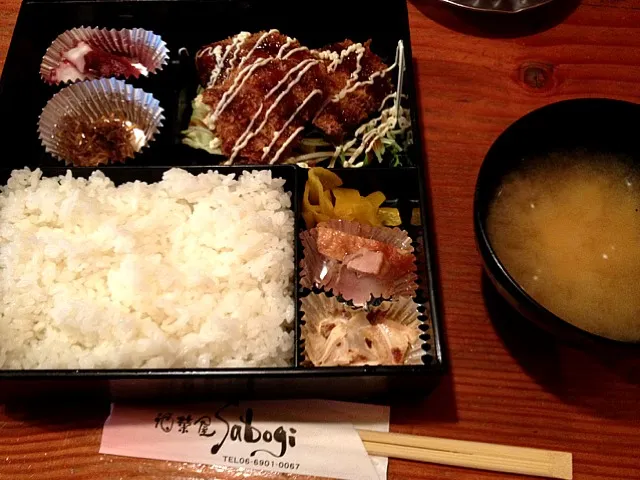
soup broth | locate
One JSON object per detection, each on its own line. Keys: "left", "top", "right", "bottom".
{"left": 487, "top": 152, "right": 640, "bottom": 342}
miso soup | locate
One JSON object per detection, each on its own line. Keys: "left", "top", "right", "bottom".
{"left": 487, "top": 152, "right": 640, "bottom": 342}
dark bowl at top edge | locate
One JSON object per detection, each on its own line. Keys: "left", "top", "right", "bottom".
{"left": 473, "top": 97, "right": 640, "bottom": 348}
{"left": 437, "top": 0, "right": 553, "bottom": 14}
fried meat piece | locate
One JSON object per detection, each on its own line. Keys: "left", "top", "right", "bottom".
{"left": 194, "top": 33, "right": 395, "bottom": 163}
{"left": 195, "top": 36, "right": 235, "bottom": 87}
{"left": 196, "top": 31, "right": 302, "bottom": 87}
{"left": 201, "top": 32, "right": 330, "bottom": 164}
{"left": 312, "top": 40, "right": 394, "bottom": 141}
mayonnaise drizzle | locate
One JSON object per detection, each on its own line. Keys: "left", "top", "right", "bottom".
{"left": 195, "top": 45, "right": 213, "bottom": 60}
{"left": 348, "top": 49, "right": 365, "bottom": 81}
{"left": 332, "top": 61, "right": 397, "bottom": 102}
{"left": 205, "top": 45, "right": 223, "bottom": 86}
{"left": 201, "top": 30, "right": 320, "bottom": 164}
{"left": 227, "top": 59, "right": 318, "bottom": 165}
{"left": 226, "top": 104, "right": 265, "bottom": 164}
{"left": 282, "top": 46, "right": 309, "bottom": 60}
{"left": 271, "top": 126, "right": 304, "bottom": 165}
{"left": 202, "top": 31, "right": 251, "bottom": 88}
{"left": 227, "top": 32, "right": 251, "bottom": 72}
{"left": 322, "top": 42, "right": 363, "bottom": 73}
{"left": 208, "top": 57, "right": 272, "bottom": 128}
{"left": 335, "top": 40, "right": 406, "bottom": 167}
{"left": 227, "top": 60, "right": 319, "bottom": 163}
{"left": 312, "top": 41, "right": 397, "bottom": 121}
{"left": 207, "top": 30, "right": 285, "bottom": 126}
{"left": 253, "top": 60, "right": 319, "bottom": 137}
{"left": 277, "top": 37, "right": 296, "bottom": 58}
{"left": 327, "top": 44, "right": 366, "bottom": 105}
{"left": 266, "top": 58, "right": 318, "bottom": 98}
{"left": 266, "top": 89, "right": 323, "bottom": 164}
{"left": 378, "top": 93, "right": 396, "bottom": 111}
{"left": 263, "top": 62, "right": 319, "bottom": 128}
{"left": 237, "top": 29, "right": 278, "bottom": 71}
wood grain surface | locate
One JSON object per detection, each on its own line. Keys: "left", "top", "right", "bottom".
{"left": 1, "top": 0, "right": 640, "bottom": 479}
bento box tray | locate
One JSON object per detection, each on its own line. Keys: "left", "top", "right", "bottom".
{"left": 0, "top": 0, "right": 446, "bottom": 401}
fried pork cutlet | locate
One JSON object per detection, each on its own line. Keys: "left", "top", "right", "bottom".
{"left": 196, "top": 30, "right": 301, "bottom": 87}
{"left": 193, "top": 32, "right": 396, "bottom": 164}
{"left": 195, "top": 36, "right": 235, "bottom": 87}
{"left": 312, "top": 40, "right": 394, "bottom": 142}
{"left": 200, "top": 31, "right": 330, "bottom": 164}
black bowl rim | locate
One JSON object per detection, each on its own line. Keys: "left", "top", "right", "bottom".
{"left": 474, "top": 97, "right": 640, "bottom": 347}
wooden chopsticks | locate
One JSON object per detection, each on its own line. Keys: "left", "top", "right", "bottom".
{"left": 358, "top": 430, "right": 572, "bottom": 480}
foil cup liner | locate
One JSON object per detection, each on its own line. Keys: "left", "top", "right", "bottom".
{"left": 300, "top": 219, "right": 418, "bottom": 306}
{"left": 38, "top": 78, "right": 164, "bottom": 166}
{"left": 41, "top": 26, "right": 169, "bottom": 84}
{"left": 300, "top": 293, "right": 423, "bottom": 367}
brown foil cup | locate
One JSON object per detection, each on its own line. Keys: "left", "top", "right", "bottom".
{"left": 300, "top": 219, "right": 418, "bottom": 306}
{"left": 41, "top": 26, "right": 169, "bottom": 84}
{"left": 38, "top": 78, "right": 164, "bottom": 166}
{"left": 300, "top": 293, "right": 423, "bottom": 367}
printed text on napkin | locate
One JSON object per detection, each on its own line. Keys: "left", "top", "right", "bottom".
{"left": 100, "top": 400, "right": 389, "bottom": 480}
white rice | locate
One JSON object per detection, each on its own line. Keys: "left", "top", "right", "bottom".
{"left": 0, "top": 168, "right": 295, "bottom": 369}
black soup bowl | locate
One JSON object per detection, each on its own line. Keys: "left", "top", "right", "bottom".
{"left": 474, "top": 98, "right": 640, "bottom": 346}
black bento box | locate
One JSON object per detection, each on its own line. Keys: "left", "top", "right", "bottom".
{"left": 0, "top": 0, "right": 445, "bottom": 400}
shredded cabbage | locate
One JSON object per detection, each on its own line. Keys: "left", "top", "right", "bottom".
{"left": 182, "top": 92, "right": 222, "bottom": 155}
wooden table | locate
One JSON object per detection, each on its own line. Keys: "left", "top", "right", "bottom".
{"left": 1, "top": 0, "right": 640, "bottom": 479}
